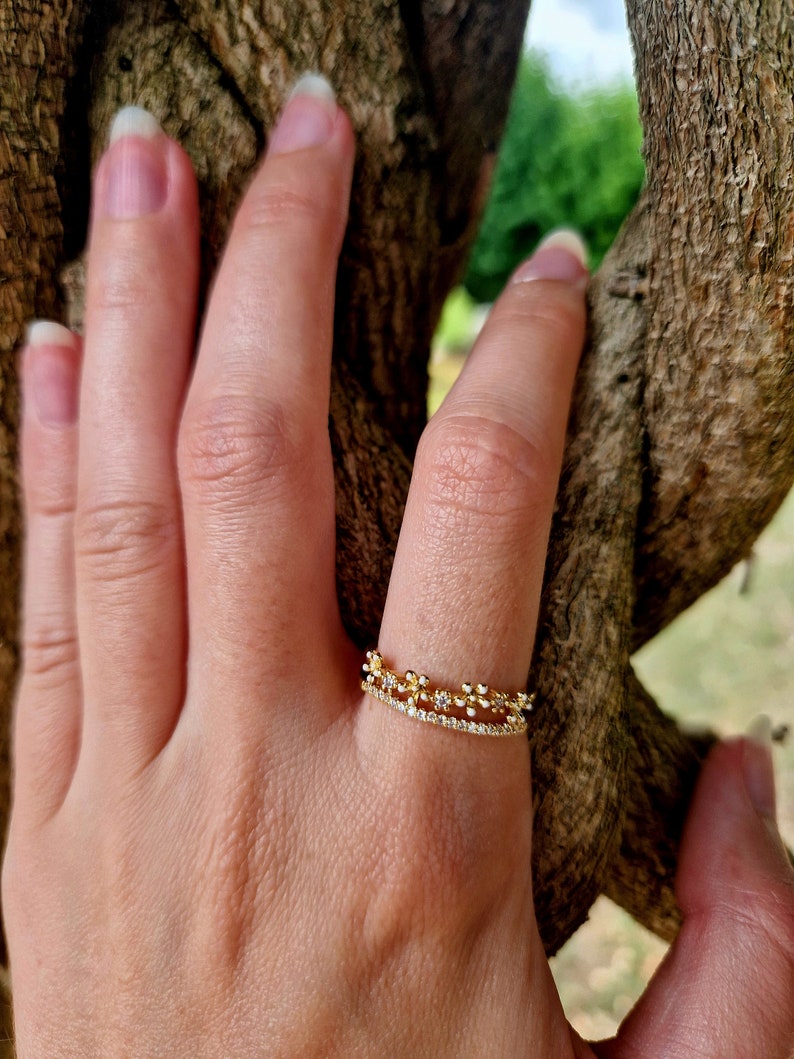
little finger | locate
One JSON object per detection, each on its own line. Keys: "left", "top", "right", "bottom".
{"left": 13, "top": 322, "right": 82, "bottom": 822}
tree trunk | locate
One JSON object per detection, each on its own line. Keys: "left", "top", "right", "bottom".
{"left": 1, "top": 0, "right": 792, "bottom": 981}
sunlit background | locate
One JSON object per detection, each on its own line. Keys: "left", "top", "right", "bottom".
{"left": 430, "top": 0, "right": 794, "bottom": 1040}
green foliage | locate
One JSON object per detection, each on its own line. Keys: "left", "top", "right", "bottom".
{"left": 464, "top": 55, "right": 645, "bottom": 303}
{"left": 434, "top": 286, "right": 478, "bottom": 352}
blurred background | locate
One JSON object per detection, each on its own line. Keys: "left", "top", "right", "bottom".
{"left": 431, "top": 0, "right": 794, "bottom": 1039}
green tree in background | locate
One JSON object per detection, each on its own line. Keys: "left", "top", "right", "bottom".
{"left": 464, "top": 55, "right": 645, "bottom": 303}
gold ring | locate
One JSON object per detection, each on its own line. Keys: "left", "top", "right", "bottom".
{"left": 360, "top": 650, "right": 534, "bottom": 736}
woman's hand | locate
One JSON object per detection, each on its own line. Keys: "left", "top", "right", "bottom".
{"left": 4, "top": 78, "right": 793, "bottom": 1057}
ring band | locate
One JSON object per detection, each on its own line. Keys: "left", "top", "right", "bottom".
{"left": 360, "top": 650, "right": 534, "bottom": 736}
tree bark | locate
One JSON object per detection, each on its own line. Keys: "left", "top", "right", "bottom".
{"left": 1, "top": 0, "right": 792, "bottom": 978}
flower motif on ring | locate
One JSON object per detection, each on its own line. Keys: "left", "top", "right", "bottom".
{"left": 400, "top": 670, "right": 430, "bottom": 706}
{"left": 457, "top": 682, "right": 480, "bottom": 718}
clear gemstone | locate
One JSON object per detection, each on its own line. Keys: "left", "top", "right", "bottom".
{"left": 435, "top": 690, "right": 451, "bottom": 711}
{"left": 407, "top": 705, "right": 416, "bottom": 717}
{"left": 382, "top": 673, "right": 396, "bottom": 690}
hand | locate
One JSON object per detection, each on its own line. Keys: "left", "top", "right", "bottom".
{"left": 4, "top": 78, "right": 793, "bottom": 1058}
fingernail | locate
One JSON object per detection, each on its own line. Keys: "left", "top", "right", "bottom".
{"left": 104, "top": 106, "right": 167, "bottom": 219}
{"left": 109, "top": 105, "right": 161, "bottom": 145}
{"left": 268, "top": 73, "right": 337, "bottom": 156}
{"left": 742, "top": 715, "right": 777, "bottom": 818}
{"left": 512, "top": 229, "right": 589, "bottom": 285}
{"left": 25, "top": 321, "right": 79, "bottom": 427}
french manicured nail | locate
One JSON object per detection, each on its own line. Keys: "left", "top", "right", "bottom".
{"left": 512, "top": 229, "right": 589, "bottom": 285}
{"left": 743, "top": 715, "right": 777, "bottom": 818}
{"left": 26, "top": 321, "right": 79, "bottom": 427}
{"left": 104, "top": 106, "right": 167, "bottom": 219}
{"left": 268, "top": 73, "right": 337, "bottom": 156}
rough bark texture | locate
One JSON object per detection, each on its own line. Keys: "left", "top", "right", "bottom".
{"left": 629, "top": 0, "right": 794, "bottom": 649}
{"left": 1, "top": 0, "right": 792, "bottom": 995}
{"left": 606, "top": 0, "right": 794, "bottom": 937}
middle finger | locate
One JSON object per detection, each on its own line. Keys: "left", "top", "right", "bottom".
{"left": 177, "top": 78, "right": 355, "bottom": 732}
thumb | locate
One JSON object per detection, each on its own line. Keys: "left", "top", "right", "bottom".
{"left": 595, "top": 727, "right": 794, "bottom": 1059}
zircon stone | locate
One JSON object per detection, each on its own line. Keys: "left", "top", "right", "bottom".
{"left": 435, "top": 690, "right": 452, "bottom": 711}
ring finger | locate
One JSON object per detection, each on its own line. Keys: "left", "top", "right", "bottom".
{"left": 366, "top": 234, "right": 588, "bottom": 775}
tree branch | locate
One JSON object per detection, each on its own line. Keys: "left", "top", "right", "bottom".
{"left": 604, "top": 669, "right": 717, "bottom": 940}
{"left": 627, "top": 0, "right": 794, "bottom": 648}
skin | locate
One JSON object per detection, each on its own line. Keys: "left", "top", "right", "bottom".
{"left": 3, "top": 87, "right": 794, "bottom": 1058}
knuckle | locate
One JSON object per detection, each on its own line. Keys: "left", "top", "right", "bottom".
{"left": 75, "top": 495, "right": 176, "bottom": 581}
{"left": 27, "top": 485, "right": 75, "bottom": 521}
{"left": 90, "top": 249, "right": 154, "bottom": 315}
{"left": 179, "top": 396, "right": 303, "bottom": 503}
{"left": 500, "top": 278, "right": 585, "bottom": 345}
{"left": 22, "top": 625, "right": 79, "bottom": 688}
{"left": 239, "top": 183, "right": 328, "bottom": 236}
{"left": 418, "top": 414, "right": 554, "bottom": 532}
